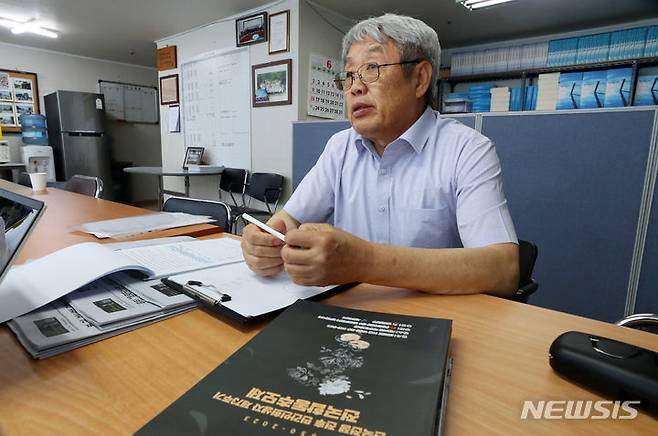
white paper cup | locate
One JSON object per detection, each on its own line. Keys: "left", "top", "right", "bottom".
{"left": 28, "top": 172, "right": 47, "bottom": 192}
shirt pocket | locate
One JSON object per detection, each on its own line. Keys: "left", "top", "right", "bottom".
{"left": 399, "top": 206, "right": 456, "bottom": 248}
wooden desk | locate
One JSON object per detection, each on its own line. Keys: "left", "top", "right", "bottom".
{"left": 0, "top": 180, "right": 222, "bottom": 263}
{"left": 0, "top": 191, "right": 656, "bottom": 434}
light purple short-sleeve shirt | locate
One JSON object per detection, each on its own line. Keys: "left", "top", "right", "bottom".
{"left": 284, "top": 106, "right": 517, "bottom": 248}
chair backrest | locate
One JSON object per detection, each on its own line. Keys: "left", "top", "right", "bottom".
{"left": 64, "top": 175, "right": 103, "bottom": 198}
{"left": 18, "top": 172, "right": 31, "bottom": 187}
{"left": 162, "top": 196, "right": 232, "bottom": 233}
{"left": 219, "top": 168, "right": 248, "bottom": 194}
{"left": 246, "top": 172, "right": 283, "bottom": 205}
{"left": 512, "top": 239, "right": 539, "bottom": 303}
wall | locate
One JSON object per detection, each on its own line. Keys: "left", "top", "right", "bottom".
{"left": 0, "top": 41, "right": 161, "bottom": 203}
{"left": 156, "top": 0, "right": 345, "bottom": 206}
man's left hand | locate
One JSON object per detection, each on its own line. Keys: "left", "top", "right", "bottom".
{"left": 281, "top": 223, "right": 371, "bottom": 286}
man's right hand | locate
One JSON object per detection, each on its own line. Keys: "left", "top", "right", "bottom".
{"left": 241, "top": 219, "right": 287, "bottom": 276}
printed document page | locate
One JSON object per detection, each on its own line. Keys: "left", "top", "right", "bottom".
{"left": 168, "top": 262, "right": 333, "bottom": 318}
{"left": 77, "top": 212, "right": 215, "bottom": 239}
{"left": 117, "top": 238, "right": 244, "bottom": 279}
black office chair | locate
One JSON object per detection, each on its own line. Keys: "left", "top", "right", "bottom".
{"left": 162, "top": 196, "right": 232, "bottom": 233}
{"left": 227, "top": 172, "right": 284, "bottom": 234}
{"left": 510, "top": 239, "right": 539, "bottom": 303}
{"left": 63, "top": 175, "right": 104, "bottom": 198}
{"left": 616, "top": 313, "right": 658, "bottom": 334}
{"left": 218, "top": 168, "right": 248, "bottom": 202}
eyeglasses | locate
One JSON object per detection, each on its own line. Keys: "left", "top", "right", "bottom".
{"left": 334, "top": 59, "right": 421, "bottom": 91}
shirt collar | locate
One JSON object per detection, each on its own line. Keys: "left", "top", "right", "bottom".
{"left": 354, "top": 105, "right": 435, "bottom": 154}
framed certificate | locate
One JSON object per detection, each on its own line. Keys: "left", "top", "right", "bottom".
{"left": 160, "top": 74, "right": 179, "bottom": 105}
{"left": 268, "top": 10, "right": 290, "bottom": 54}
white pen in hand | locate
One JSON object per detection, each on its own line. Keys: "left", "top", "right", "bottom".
{"left": 242, "top": 213, "right": 286, "bottom": 242}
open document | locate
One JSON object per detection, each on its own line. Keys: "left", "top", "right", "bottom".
{"left": 0, "top": 238, "right": 243, "bottom": 323}
{"left": 76, "top": 212, "right": 216, "bottom": 239}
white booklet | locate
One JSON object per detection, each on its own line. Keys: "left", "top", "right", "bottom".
{"left": 0, "top": 238, "right": 243, "bottom": 323}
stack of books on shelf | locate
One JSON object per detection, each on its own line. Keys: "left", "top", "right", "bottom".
{"left": 442, "top": 92, "right": 472, "bottom": 114}
{"left": 635, "top": 75, "right": 658, "bottom": 106}
{"left": 604, "top": 68, "right": 633, "bottom": 108}
{"left": 451, "top": 25, "right": 658, "bottom": 78}
{"left": 490, "top": 87, "right": 510, "bottom": 112}
{"left": 535, "top": 73, "right": 561, "bottom": 110}
{"left": 579, "top": 71, "right": 608, "bottom": 109}
{"left": 524, "top": 86, "right": 538, "bottom": 111}
{"left": 468, "top": 84, "right": 493, "bottom": 112}
{"left": 510, "top": 87, "right": 523, "bottom": 111}
{"left": 557, "top": 72, "right": 583, "bottom": 110}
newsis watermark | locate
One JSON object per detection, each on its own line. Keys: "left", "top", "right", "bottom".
{"left": 520, "top": 400, "right": 641, "bottom": 420}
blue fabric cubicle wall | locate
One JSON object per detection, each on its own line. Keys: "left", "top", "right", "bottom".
{"left": 292, "top": 115, "right": 477, "bottom": 189}
{"left": 482, "top": 110, "right": 657, "bottom": 322}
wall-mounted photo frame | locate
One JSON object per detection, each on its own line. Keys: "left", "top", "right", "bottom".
{"left": 268, "top": 10, "right": 290, "bottom": 54}
{"left": 236, "top": 11, "right": 267, "bottom": 47}
{"left": 0, "top": 69, "right": 40, "bottom": 133}
{"left": 252, "top": 59, "right": 292, "bottom": 107}
{"left": 183, "top": 146, "right": 204, "bottom": 169}
{"left": 160, "top": 74, "right": 179, "bottom": 105}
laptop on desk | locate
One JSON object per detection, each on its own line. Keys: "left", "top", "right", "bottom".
{"left": 0, "top": 188, "right": 46, "bottom": 319}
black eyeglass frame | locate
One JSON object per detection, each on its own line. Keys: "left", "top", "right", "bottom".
{"left": 334, "top": 59, "right": 421, "bottom": 91}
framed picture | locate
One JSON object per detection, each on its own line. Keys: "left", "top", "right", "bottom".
{"left": 160, "top": 74, "right": 179, "bottom": 105}
{"left": 0, "top": 69, "right": 40, "bottom": 133}
{"left": 268, "top": 10, "right": 290, "bottom": 54}
{"left": 183, "top": 146, "right": 204, "bottom": 169}
{"left": 236, "top": 12, "right": 267, "bottom": 47}
{"left": 252, "top": 59, "right": 292, "bottom": 107}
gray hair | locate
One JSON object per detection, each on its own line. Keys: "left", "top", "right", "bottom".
{"left": 342, "top": 13, "right": 441, "bottom": 105}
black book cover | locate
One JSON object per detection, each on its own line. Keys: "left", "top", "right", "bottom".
{"left": 137, "top": 300, "right": 452, "bottom": 436}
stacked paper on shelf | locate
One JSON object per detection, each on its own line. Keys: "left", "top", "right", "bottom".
{"left": 535, "top": 72, "right": 561, "bottom": 110}
{"left": 580, "top": 71, "right": 608, "bottom": 109}
{"left": 633, "top": 75, "right": 658, "bottom": 106}
{"left": 604, "top": 68, "right": 633, "bottom": 108}
{"left": 557, "top": 72, "right": 584, "bottom": 110}
{"left": 468, "top": 84, "right": 493, "bottom": 113}
{"left": 645, "top": 26, "right": 658, "bottom": 58}
{"left": 490, "top": 87, "right": 510, "bottom": 112}
{"left": 442, "top": 92, "right": 472, "bottom": 113}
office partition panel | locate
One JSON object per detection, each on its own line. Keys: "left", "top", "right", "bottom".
{"left": 482, "top": 109, "right": 657, "bottom": 322}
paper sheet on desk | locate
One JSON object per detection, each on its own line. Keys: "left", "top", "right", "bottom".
{"left": 76, "top": 212, "right": 215, "bottom": 239}
{"left": 168, "top": 262, "right": 334, "bottom": 318}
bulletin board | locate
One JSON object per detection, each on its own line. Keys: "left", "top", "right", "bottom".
{"left": 98, "top": 80, "right": 159, "bottom": 123}
{"left": 0, "top": 69, "right": 40, "bottom": 133}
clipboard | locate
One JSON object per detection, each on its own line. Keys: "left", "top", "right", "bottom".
{"left": 161, "top": 262, "right": 355, "bottom": 323}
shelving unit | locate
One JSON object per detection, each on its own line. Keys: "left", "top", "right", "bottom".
{"left": 438, "top": 56, "right": 658, "bottom": 112}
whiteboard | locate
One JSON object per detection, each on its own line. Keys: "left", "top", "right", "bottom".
{"left": 99, "top": 80, "right": 159, "bottom": 123}
{"left": 180, "top": 47, "right": 251, "bottom": 169}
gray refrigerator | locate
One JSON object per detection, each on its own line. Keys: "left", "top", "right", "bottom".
{"left": 45, "top": 91, "right": 113, "bottom": 198}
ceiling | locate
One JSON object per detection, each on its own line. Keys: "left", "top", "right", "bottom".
{"left": 0, "top": 0, "right": 657, "bottom": 67}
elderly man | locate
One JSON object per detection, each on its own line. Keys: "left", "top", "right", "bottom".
{"left": 241, "top": 13, "right": 519, "bottom": 296}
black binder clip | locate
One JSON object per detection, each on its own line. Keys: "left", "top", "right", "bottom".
{"left": 186, "top": 280, "right": 232, "bottom": 303}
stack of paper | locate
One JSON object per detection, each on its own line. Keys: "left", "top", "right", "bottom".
{"left": 8, "top": 274, "right": 198, "bottom": 359}
{"left": 536, "top": 73, "right": 561, "bottom": 111}
{"left": 490, "top": 87, "right": 511, "bottom": 112}
{"left": 77, "top": 212, "right": 215, "bottom": 239}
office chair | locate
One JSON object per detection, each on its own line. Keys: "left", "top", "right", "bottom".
{"left": 162, "top": 196, "right": 232, "bottom": 233}
{"left": 510, "top": 239, "right": 539, "bottom": 303}
{"left": 227, "top": 172, "right": 284, "bottom": 234}
{"left": 616, "top": 313, "right": 658, "bottom": 335}
{"left": 218, "top": 168, "right": 248, "bottom": 202}
{"left": 63, "top": 175, "right": 104, "bottom": 198}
